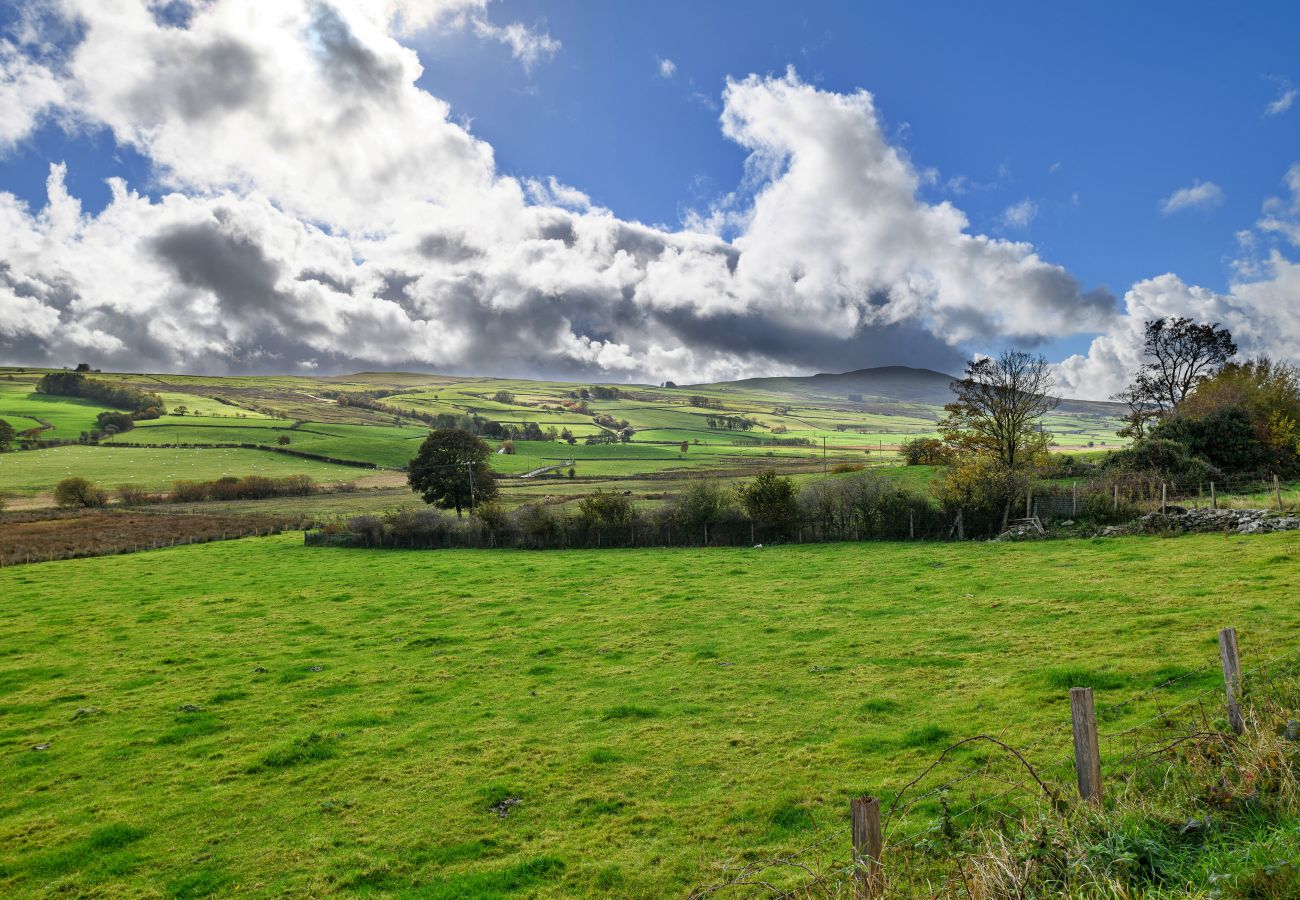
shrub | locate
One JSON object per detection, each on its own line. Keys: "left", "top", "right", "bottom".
{"left": 514, "top": 503, "right": 561, "bottom": 542}
{"left": 577, "top": 491, "right": 634, "bottom": 528}
{"left": 736, "top": 470, "right": 798, "bottom": 524}
{"left": 386, "top": 508, "right": 453, "bottom": 542}
{"left": 667, "top": 478, "right": 738, "bottom": 527}
{"left": 1152, "top": 407, "right": 1277, "bottom": 475}
{"left": 799, "top": 471, "right": 938, "bottom": 538}
{"left": 935, "top": 455, "right": 1032, "bottom": 538}
{"left": 54, "top": 477, "right": 109, "bottom": 508}
{"left": 277, "top": 434, "right": 291, "bottom": 445}
{"left": 115, "top": 484, "right": 150, "bottom": 506}
{"left": 473, "top": 500, "right": 510, "bottom": 535}
{"left": 830, "top": 462, "right": 865, "bottom": 474}
{"left": 501, "top": 439, "right": 516, "bottom": 455}
{"left": 1103, "top": 438, "right": 1221, "bottom": 484}
{"left": 346, "top": 515, "right": 384, "bottom": 545}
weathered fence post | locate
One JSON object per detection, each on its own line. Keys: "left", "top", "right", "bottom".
{"left": 1113, "top": 482, "right": 1119, "bottom": 513}
{"left": 1161, "top": 482, "right": 1167, "bottom": 514}
{"left": 909, "top": 510, "right": 914, "bottom": 540}
{"left": 850, "top": 795, "right": 884, "bottom": 899}
{"left": 1219, "top": 626, "right": 1244, "bottom": 735}
{"left": 1026, "top": 485, "right": 1033, "bottom": 518}
{"left": 956, "top": 508, "right": 964, "bottom": 541}
{"left": 1275, "top": 475, "right": 1284, "bottom": 511}
{"left": 1070, "top": 687, "right": 1102, "bottom": 805}
{"left": 1211, "top": 481, "right": 1217, "bottom": 510}
{"left": 1072, "top": 481, "right": 1078, "bottom": 517}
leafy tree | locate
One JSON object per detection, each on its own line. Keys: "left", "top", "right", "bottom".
{"left": 679, "top": 441, "right": 689, "bottom": 454}
{"left": 898, "top": 437, "right": 951, "bottom": 466}
{"left": 277, "top": 434, "right": 291, "bottom": 445}
{"left": 96, "top": 411, "right": 135, "bottom": 435}
{"left": 1102, "top": 437, "right": 1220, "bottom": 482}
{"left": 492, "top": 390, "right": 516, "bottom": 404}
{"left": 0, "top": 418, "right": 14, "bottom": 452}
{"left": 1129, "top": 317, "right": 1237, "bottom": 412}
{"left": 54, "top": 477, "right": 109, "bottom": 508}
{"left": 407, "top": 429, "right": 498, "bottom": 517}
{"left": 936, "top": 454, "right": 1033, "bottom": 537}
{"left": 1151, "top": 407, "right": 1271, "bottom": 474}
{"left": 736, "top": 470, "right": 797, "bottom": 524}
{"left": 1180, "top": 358, "right": 1300, "bottom": 452}
{"left": 939, "top": 350, "right": 1057, "bottom": 468}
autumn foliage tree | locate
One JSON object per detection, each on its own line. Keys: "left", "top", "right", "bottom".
{"left": 407, "top": 429, "right": 498, "bottom": 517}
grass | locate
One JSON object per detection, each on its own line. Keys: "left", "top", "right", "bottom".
{"left": 0, "top": 531, "right": 1297, "bottom": 896}
{"left": 0, "top": 445, "right": 373, "bottom": 495}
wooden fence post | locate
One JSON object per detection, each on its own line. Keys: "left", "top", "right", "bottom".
{"left": 1275, "top": 475, "right": 1284, "bottom": 511}
{"left": 1113, "top": 482, "right": 1119, "bottom": 513}
{"left": 909, "top": 510, "right": 915, "bottom": 540}
{"left": 1026, "top": 485, "right": 1033, "bottom": 518}
{"left": 1161, "top": 482, "right": 1167, "bottom": 514}
{"left": 956, "top": 508, "right": 964, "bottom": 541}
{"left": 1072, "top": 481, "right": 1078, "bottom": 517}
{"left": 1211, "top": 481, "right": 1217, "bottom": 510}
{"left": 1070, "top": 687, "right": 1102, "bottom": 805}
{"left": 850, "top": 795, "right": 884, "bottom": 899}
{"left": 1219, "top": 626, "right": 1244, "bottom": 735}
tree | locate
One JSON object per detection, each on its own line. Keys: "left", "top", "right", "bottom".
{"left": 54, "top": 477, "right": 109, "bottom": 508}
{"left": 0, "top": 418, "right": 14, "bottom": 452}
{"left": 1130, "top": 317, "right": 1237, "bottom": 411}
{"left": 407, "top": 429, "right": 497, "bottom": 517}
{"left": 577, "top": 490, "right": 634, "bottom": 528}
{"left": 938, "top": 350, "right": 1058, "bottom": 468}
{"left": 898, "top": 437, "right": 951, "bottom": 466}
{"left": 736, "top": 470, "right": 798, "bottom": 524}
{"left": 277, "top": 434, "right": 291, "bottom": 445}
{"left": 1111, "top": 385, "right": 1159, "bottom": 441}
{"left": 679, "top": 441, "right": 689, "bottom": 454}
{"left": 492, "top": 390, "right": 516, "bottom": 404}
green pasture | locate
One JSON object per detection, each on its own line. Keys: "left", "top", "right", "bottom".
{"left": 0, "top": 382, "right": 113, "bottom": 440}
{"left": 0, "top": 533, "right": 1296, "bottom": 896}
{"left": 0, "top": 446, "right": 372, "bottom": 496}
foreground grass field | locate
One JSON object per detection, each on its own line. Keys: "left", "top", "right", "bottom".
{"left": 1, "top": 533, "right": 1297, "bottom": 896}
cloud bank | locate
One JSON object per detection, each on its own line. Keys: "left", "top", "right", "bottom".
{"left": 0, "top": 0, "right": 1295, "bottom": 397}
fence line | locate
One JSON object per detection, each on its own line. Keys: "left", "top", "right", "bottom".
{"left": 689, "top": 625, "right": 1298, "bottom": 898}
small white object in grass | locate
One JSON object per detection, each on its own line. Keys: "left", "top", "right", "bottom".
{"left": 753, "top": 544, "right": 763, "bottom": 550}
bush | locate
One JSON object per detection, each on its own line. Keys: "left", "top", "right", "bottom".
{"left": 171, "top": 481, "right": 209, "bottom": 502}
{"left": 935, "top": 456, "right": 1032, "bottom": 538}
{"left": 1103, "top": 438, "right": 1221, "bottom": 484}
{"left": 667, "top": 478, "right": 739, "bottom": 527}
{"left": 577, "top": 491, "right": 634, "bottom": 528}
{"left": 736, "top": 470, "right": 798, "bottom": 525}
{"left": 514, "top": 503, "right": 561, "bottom": 542}
{"left": 277, "top": 435, "right": 291, "bottom": 445}
{"left": 54, "top": 477, "right": 109, "bottom": 508}
{"left": 386, "top": 508, "right": 454, "bottom": 542}
{"left": 473, "top": 500, "right": 510, "bottom": 535}
{"left": 799, "top": 471, "right": 938, "bottom": 538}
{"left": 830, "top": 462, "right": 865, "bottom": 474}
{"left": 115, "top": 484, "right": 151, "bottom": 506}
{"left": 1151, "top": 407, "right": 1276, "bottom": 475}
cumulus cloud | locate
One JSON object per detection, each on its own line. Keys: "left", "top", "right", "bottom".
{"left": 1161, "top": 179, "right": 1225, "bottom": 214}
{"left": 657, "top": 56, "right": 676, "bottom": 78}
{"left": 470, "top": 18, "right": 560, "bottom": 72}
{"left": 1057, "top": 163, "right": 1300, "bottom": 398}
{"left": 0, "top": 1, "right": 1129, "bottom": 385}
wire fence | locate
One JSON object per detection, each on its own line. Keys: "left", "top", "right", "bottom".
{"left": 688, "top": 627, "right": 1300, "bottom": 898}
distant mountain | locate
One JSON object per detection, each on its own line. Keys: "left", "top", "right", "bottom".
{"left": 697, "top": 365, "right": 1123, "bottom": 417}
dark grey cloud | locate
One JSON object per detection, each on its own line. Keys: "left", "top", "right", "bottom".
{"left": 416, "top": 232, "right": 481, "bottom": 263}
{"left": 126, "top": 37, "right": 266, "bottom": 122}
{"left": 149, "top": 219, "right": 282, "bottom": 311}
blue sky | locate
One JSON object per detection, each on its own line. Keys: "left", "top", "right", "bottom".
{"left": 0, "top": 0, "right": 1297, "bottom": 392}
{"left": 415, "top": 1, "right": 1299, "bottom": 335}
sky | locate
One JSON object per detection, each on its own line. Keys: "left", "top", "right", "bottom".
{"left": 0, "top": 1, "right": 1297, "bottom": 398}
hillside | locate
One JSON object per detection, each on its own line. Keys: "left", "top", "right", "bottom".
{"left": 700, "top": 364, "right": 1125, "bottom": 417}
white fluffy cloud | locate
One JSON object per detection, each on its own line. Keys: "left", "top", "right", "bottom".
{"left": 1161, "top": 179, "right": 1225, "bottom": 214}
{"left": 1058, "top": 167, "right": 1300, "bottom": 398}
{"left": 3, "top": 0, "right": 1291, "bottom": 396}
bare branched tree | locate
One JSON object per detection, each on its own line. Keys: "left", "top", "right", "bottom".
{"left": 939, "top": 350, "right": 1059, "bottom": 468}
{"left": 1132, "top": 317, "right": 1237, "bottom": 411}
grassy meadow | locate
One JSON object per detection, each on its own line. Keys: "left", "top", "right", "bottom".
{"left": 1, "top": 532, "right": 1298, "bottom": 897}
